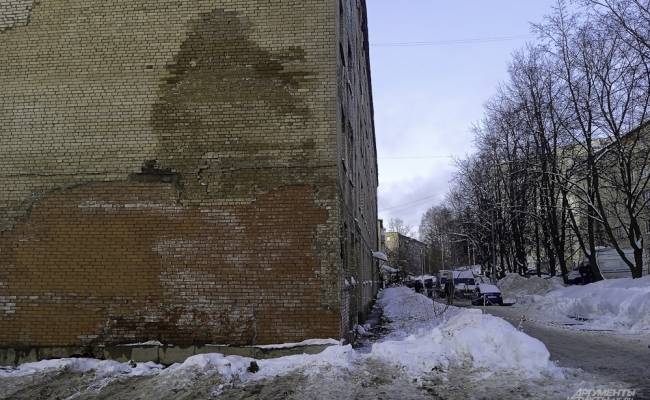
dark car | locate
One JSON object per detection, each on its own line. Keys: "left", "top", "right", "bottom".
{"left": 424, "top": 278, "right": 435, "bottom": 298}
{"left": 436, "top": 276, "right": 449, "bottom": 297}
{"left": 471, "top": 284, "right": 504, "bottom": 306}
{"left": 404, "top": 277, "right": 424, "bottom": 293}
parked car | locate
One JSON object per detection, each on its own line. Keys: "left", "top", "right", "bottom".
{"left": 404, "top": 276, "right": 424, "bottom": 293}
{"left": 471, "top": 284, "right": 504, "bottom": 306}
{"left": 436, "top": 270, "right": 453, "bottom": 297}
{"left": 524, "top": 268, "right": 551, "bottom": 278}
{"left": 566, "top": 270, "right": 583, "bottom": 285}
{"left": 423, "top": 277, "right": 435, "bottom": 298}
{"left": 453, "top": 270, "right": 476, "bottom": 298}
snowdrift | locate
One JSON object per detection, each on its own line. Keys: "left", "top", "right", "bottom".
{"left": 0, "top": 358, "right": 162, "bottom": 379}
{"left": 525, "top": 276, "right": 650, "bottom": 333}
{"left": 498, "top": 273, "right": 564, "bottom": 302}
{"left": 0, "top": 287, "right": 562, "bottom": 384}
{"left": 369, "top": 287, "right": 560, "bottom": 379}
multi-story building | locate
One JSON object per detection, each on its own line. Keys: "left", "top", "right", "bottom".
{"left": 0, "top": 0, "right": 378, "bottom": 357}
{"left": 384, "top": 232, "right": 428, "bottom": 276}
{"left": 557, "top": 126, "right": 650, "bottom": 278}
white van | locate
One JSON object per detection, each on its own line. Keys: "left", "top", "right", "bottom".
{"left": 595, "top": 247, "right": 634, "bottom": 279}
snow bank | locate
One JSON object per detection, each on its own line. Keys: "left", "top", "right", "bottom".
{"left": 164, "top": 345, "right": 353, "bottom": 382}
{"left": 377, "top": 286, "right": 444, "bottom": 337}
{"left": 0, "top": 287, "right": 563, "bottom": 384}
{"left": 524, "top": 276, "right": 650, "bottom": 333}
{"left": 0, "top": 358, "right": 161, "bottom": 379}
{"left": 369, "top": 287, "right": 561, "bottom": 379}
{"left": 498, "top": 273, "right": 564, "bottom": 302}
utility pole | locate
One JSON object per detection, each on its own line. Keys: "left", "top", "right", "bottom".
{"left": 440, "top": 235, "right": 445, "bottom": 271}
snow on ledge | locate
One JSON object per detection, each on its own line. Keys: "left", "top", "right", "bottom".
{"left": 115, "top": 339, "right": 339, "bottom": 350}
{"left": 254, "top": 338, "right": 340, "bottom": 350}
{"left": 119, "top": 340, "right": 164, "bottom": 347}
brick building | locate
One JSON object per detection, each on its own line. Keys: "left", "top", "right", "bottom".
{"left": 0, "top": 0, "right": 378, "bottom": 352}
{"left": 385, "top": 233, "right": 429, "bottom": 277}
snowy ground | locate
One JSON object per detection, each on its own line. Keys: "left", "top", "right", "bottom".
{"left": 498, "top": 274, "right": 650, "bottom": 336}
{"left": 0, "top": 287, "right": 623, "bottom": 400}
{"left": 477, "top": 304, "right": 650, "bottom": 397}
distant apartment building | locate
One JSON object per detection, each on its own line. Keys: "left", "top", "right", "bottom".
{"left": 0, "top": 0, "right": 378, "bottom": 356}
{"left": 377, "top": 219, "right": 386, "bottom": 253}
{"left": 385, "top": 232, "right": 429, "bottom": 276}
{"left": 598, "top": 123, "right": 650, "bottom": 277}
{"left": 557, "top": 124, "right": 650, "bottom": 277}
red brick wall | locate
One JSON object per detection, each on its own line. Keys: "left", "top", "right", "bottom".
{"left": 0, "top": 183, "right": 339, "bottom": 347}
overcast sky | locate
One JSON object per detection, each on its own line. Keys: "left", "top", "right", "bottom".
{"left": 368, "top": 0, "right": 557, "bottom": 236}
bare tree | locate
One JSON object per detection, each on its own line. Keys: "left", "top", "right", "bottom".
{"left": 582, "top": 0, "right": 650, "bottom": 54}
{"left": 435, "top": 0, "right": 650, "bottom": 279}
{"left": 536, "top": 3, "right": 608, "bottom": 279}
{"left": 388, "top": 217, "right": 413, "bottom": 237}
{"left": 589, "top": 18, "right": 650, "bottom": 277}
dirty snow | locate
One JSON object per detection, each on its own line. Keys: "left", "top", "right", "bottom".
{"left": 0, "top": 358, "right": 162, "bottom": 379}
{"left": 0, "top": 287, "right": 561, "bottom": 386}
{"left": 2, "top": 287, "right": 618, "bottom": 399}
{"left": 166, "top": 345, "right": 354, "bottom": 384}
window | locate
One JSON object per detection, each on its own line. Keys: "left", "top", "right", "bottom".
{"left": 614, "top": 226, "right": 624, "bottom": 239}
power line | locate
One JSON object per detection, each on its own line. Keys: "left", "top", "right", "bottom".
{"left": 371, "top": 34, "right": 533, "bottom": 48}
{"left": 378, "top": 155, "right": 454, "bottom": 160}
{"left": 379, "top": 194, "right": 440, "bottom": 212}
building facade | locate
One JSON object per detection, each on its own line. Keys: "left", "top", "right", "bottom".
{"left": 0, "top": 0, "right": 377, "bottom": 351}
{"left": 384, "top": 232, "right": 428, "bottom": 276}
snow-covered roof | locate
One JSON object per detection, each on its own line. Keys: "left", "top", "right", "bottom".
{"left": 453, "top": 270, "right": 474, "bottom": 279}
{"left": 409, "top": 274, "right": 436, "bottom": 281}
{"left": 372, "top": 251, "right": 388, "bottom": 262}
{"left": 478, "top": 284, "right": 501, "bottom": 294}
{"left": 381, "top": 265, "right": 399, "bottom": 274}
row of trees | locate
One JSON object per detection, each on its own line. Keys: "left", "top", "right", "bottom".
{"left": 421, "top": 0, "right": 650, "bottom": 278}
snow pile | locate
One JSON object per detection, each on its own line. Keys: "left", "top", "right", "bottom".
{"left": 0, "top": 287, "right": 563, "bottom": 385}
{"left": 0, "top": 347, "right": 352, "bottom": 385}
{"left": 164, "top": 345, "right": 353, "bottom": 382}
{"left": 524, "top": 276, "right": 650, "bottom": 333}
{"left": 377, "top": 285, "right": 444, "bottom": 337}
{"left": 368, "top": 287, "right": 561, "bottom": 379}
{"left": 498, "top": 273, "right": 564, "bottom": 302}
{"left": 0, "top": 358, "right": 161, "bottom": 379}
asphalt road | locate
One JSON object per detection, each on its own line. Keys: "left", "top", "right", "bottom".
{"left": 475, "top": 304, "right": 650, "bottom": 399}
